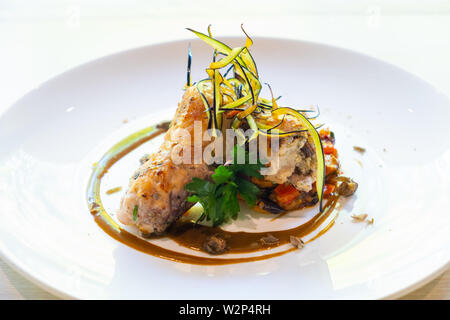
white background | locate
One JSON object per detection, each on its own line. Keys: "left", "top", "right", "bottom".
{"left": 0, "top": 0, "right": 449, "bottom": 299}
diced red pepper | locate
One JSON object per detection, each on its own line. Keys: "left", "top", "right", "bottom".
{"left": 319, "top": 128, "right": 331, "bottom": 140}
{"left": 323, "top": 142, "right": 338, "bottom": 157}
{"left": 323, "top": 184, "right": 335, "bottom": 196}
{"left": 274, "top": 183, "right": 300, "bottom": 205}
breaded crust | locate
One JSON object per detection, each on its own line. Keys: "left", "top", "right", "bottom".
{"left": 118, "top": 86, "right": 212, "bottom": 235}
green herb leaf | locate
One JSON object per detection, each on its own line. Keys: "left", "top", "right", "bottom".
{"left": 218, "top": 184, "right": 240, "bottom": 223}
{"left": 211, "top": 165, "right": 234, "bottom": 184}
{"left": 133, "top": 205, "right": 138, "bottom": 221}
{"left": 230, "top": 145, "right": 263, "bottom": 179}
{"left": 186, "top": 178, "right": 215, "bottom": 196}
{"left": 235, "top": 177, "right": 260, "bottom": 207}
{"left": 185, "top": 145, "right": 263, "bottom": 227}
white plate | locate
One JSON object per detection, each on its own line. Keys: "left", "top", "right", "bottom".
{"left": 0, "top": 38, "right": 449, "bottom": 300}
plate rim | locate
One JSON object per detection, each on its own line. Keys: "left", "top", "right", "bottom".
{"left": 1, "top": 36, "right": 449, "bottom": 300}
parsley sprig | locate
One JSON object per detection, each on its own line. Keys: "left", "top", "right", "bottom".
{"left": 185, "top": 146, "right": 264, "bottom": 227}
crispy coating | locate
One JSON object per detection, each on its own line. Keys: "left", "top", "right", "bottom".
{"left": 118, "top": 86, "right": 213, "bottom": 235}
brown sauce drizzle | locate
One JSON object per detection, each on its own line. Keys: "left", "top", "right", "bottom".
{"left": 87, "top": 122, "right": 340, "bottom": 265}
{"left": 167, "top": 196, "right": 339, "bottom": 254}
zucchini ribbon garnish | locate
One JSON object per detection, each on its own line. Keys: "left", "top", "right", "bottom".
{"left": 186, "top": 25, "right": 326, "bottom": 211}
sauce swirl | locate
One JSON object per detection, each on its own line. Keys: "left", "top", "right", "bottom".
{"left": 86, "top": 123, "right": 340, "bottom": 265}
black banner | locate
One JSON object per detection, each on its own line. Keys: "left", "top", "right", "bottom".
{"left": 0, "top": 299, "right": 447, "bottom": 318}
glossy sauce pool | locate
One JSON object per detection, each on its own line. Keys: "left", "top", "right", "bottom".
{"left": 86, "top": 122, "right": 340, "bottom": 265}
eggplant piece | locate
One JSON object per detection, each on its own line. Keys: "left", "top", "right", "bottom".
{"left": 203, "top": 234, "right": 228, "bottom": 255}
{"left": 336, "top": 177, "right": 358, "bottom": 197}
{"left": 255, "top": 198, "right": 285, "bottom": 214}
{"left": 260, "top": 234, "right": 279, "bottom": 245}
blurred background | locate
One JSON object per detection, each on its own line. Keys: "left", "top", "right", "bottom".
{"left": 1, "top": 0, "right": 450, "bottom": 112}
{"left": 0, "top": 0, "right": 449, "bottom": 299}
